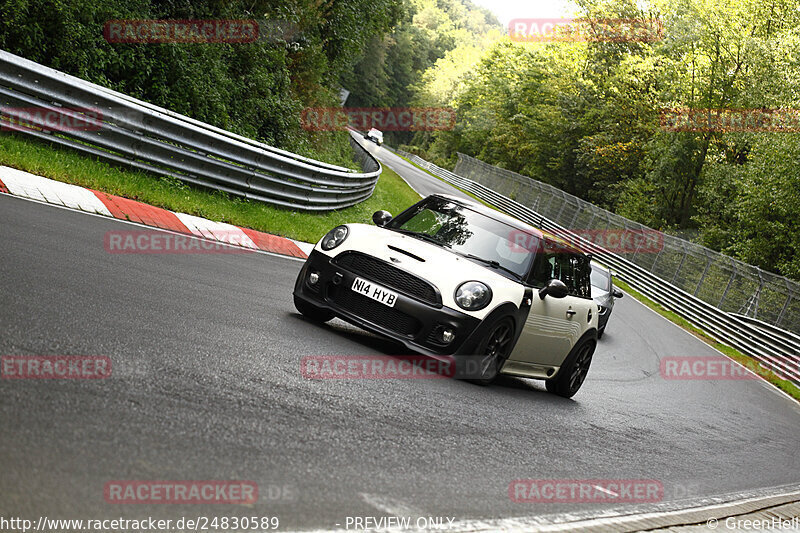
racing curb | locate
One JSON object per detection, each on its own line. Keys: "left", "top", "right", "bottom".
{"left": 0, "top": 166, "right": 313, "bottom": 259}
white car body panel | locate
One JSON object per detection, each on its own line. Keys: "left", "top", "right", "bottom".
{"left": 509, "top": 295, "right": 595, "bottom": 368}
{"left": 315, "top": 223, "right": 526, "bottom": 321}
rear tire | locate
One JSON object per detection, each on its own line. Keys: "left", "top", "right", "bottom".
{"left": 597, "top": 327, "right": 605, "bottom": 339}
{"left": 294, "top": 295, "right": 334, "bottom": 323}
{"left": 545, "top": 337, "right": 596, "bottom": 398}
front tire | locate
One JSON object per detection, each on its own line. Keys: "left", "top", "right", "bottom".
{"left": 294, "top": 295, "right": 334, "bottom": 323}
{"left": 466, "top": 317, "right": 515, "bottom": 385}
{"left": 545, "top": 337, "right": 596, "bottom": 398}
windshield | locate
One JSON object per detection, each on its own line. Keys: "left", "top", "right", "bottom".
{"left": 591, "top": 264, "right": 611, "bottom": 291}
{"left": 387, "top": 197, "right": 538, "bottom": 278}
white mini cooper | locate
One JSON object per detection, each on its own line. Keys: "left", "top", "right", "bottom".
{"left": 293, "top": 194, "right": 599, "bottom": 397}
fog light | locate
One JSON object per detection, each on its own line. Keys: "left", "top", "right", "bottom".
{"left": 308, "top": 272, "right": 319, "bottom": 285}
{"left": 440, "top": 328, "right": 455, "bottom": 344}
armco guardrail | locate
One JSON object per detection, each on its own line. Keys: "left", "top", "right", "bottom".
{"left": 454, "top": 153, "right": 799, "bottom": 335}
{"left": 0, "top": 50, "right": 380, "bottom": 211}
{"left": 730, "top": 314, "right": 800, "bottom": 358}
{"left": 392, "top": 147, "right": 800, "bottom": 383}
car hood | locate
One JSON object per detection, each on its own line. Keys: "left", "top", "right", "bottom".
{"left": 315, "top": 223, "right": 525, "bottom": 318}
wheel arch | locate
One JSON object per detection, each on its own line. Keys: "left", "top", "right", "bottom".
{"left": 456, "top": 287, "right": 533, "bottom": 355}
{"left": 550, "top": 327, "right": 598, "bottom": 380}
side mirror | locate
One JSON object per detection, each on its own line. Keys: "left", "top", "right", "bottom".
{"left": 538, "top": 278, "right": 569, "bottom": 300}
{"left": 372, "top": 210, "right": 393, "bottom": 226}
{"left": 612, "top": 288, "right": 623, "bottom": 299}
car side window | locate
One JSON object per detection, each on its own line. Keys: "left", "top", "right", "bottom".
{"left": 527, "top": 251, "right": 551, "bottom": 288}
{"left": 573, "top": 255, "right": 592, "bottom": 299}
{"left": 527, "top": 240, "right": 591, "bottom": 298}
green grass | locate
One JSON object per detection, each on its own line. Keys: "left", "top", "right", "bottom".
{"left": 294, "top": 131, "right": 361, "bottom": 171}
{"left": 612, "top": 278, "right": 800, "bottom": 401}
{"left": 396, "top": 150, "right": 800, "bottom": 402}
{"left": 0, "top": 133, "right": 421, "bottom": 243}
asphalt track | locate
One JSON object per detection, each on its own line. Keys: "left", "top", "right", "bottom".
{"left": 1, "top": 152, "right": 799, "bottom": 531}
{"left": 358, "top": 141, "right": 473, "bottom": 202}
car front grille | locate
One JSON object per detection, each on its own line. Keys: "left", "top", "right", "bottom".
{"left": 329, "top": 285, "right": 421, "bottom": 337}
{"left": 332, "top": 252, "right": 440, "bottom": 305}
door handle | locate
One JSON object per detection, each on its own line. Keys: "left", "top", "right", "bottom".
{"left": 566, "top": 309, "right": 576, "bottom": 317}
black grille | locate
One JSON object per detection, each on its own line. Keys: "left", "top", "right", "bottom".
{"left": 333, "top": 252, "right": 439, "bottom": 305}
{"left": 329, "top": 286, "right": 421, "bottom": 336}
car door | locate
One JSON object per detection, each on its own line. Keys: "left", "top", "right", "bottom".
{"left": 508, "top": 242, "right": 589, "bottom": 367}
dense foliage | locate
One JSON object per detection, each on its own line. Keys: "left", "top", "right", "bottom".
{"left": 0, "top": 0, "right": 401, "bottom": 161}
{"left": 401, "top": 0, "right": 800, "bottom": 280}
{"left": 340, "top": 0, "right": 501, "bottom": 145}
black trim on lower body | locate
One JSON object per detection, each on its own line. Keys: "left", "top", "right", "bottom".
{"left": 293, "top": 250, "right": 482, "bottom": 356}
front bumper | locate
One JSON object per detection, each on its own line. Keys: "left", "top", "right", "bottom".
{"left": 293, "top": 250, "right": 481, "bottom": 356}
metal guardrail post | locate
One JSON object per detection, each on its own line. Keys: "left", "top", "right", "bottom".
{"left": 671, "top": 243, "right": 688, "bottom": 284}
{"left": 777, "top": 294, "right": 791, "bottom": 327}
{"left": 718, "top": 261, "right": 738, "bottom": 308}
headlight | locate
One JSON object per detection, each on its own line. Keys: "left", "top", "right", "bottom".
{"left": 454, "top": 281, "right": 492, "bottom": 311}
{"left": 321, "top": 225, "right": 349, "bottom": 251}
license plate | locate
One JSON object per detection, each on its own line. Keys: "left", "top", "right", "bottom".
{"left": 351, "top": 277, "right": 398, "bottom": 307}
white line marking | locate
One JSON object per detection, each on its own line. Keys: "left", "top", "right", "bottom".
{"left": 359, "top": 493, "right": 421, "bottom": 517}
{"left": 592, "top": 485, "right": 618, "bottom": 497}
